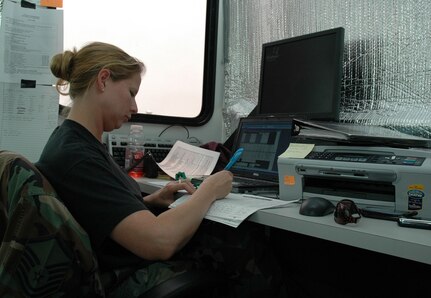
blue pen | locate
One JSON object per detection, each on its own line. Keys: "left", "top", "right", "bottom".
{"left": 224, "top": 148, "right": 244, "bottom": 170}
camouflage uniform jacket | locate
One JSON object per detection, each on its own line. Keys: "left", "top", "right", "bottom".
{"left": 0, "top": 150, "right": 104, "bottom": 297}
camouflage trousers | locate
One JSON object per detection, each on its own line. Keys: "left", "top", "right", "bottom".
{"left": 110, "top": 220, "right": 287, "bottom": 298}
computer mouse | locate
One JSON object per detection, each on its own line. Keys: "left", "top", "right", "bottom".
{"left": 299, "top": 197, "right": 335, "bottom": 217}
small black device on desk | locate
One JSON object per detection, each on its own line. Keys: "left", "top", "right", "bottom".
{"left": 299, "top": 197, "right": 335, "bottom": 217}
{"left": 360, "top": 206, "right": 418, "bottom": 221}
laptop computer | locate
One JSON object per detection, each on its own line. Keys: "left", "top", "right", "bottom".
{"left": 229, "top": 116, "right": 294, "bottom": 193}
{"left": 294, "top": 119, "right": 431, "bottom": 148}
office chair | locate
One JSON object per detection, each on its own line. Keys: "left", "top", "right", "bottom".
{"left": 0, "top": 150, "right": 104, "bottom": 297}
{"left": 138, "top": 269, "right": 226, "bottom": 298}
{"left": 0, "top": 150, "right": 226, "bottom": 297}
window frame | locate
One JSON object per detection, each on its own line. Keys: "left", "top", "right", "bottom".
{"left": 59, "top": 0, "right": 219, "bottom": 126}
{"left": 130, "top": 0, "right": 219, "bottom": 126}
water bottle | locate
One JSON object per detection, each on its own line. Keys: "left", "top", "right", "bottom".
{"left": 124, "top": 124, "right": 145, "bottom": 178}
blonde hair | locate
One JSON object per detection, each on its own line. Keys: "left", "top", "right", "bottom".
{"left": 50, "top": 42, "right": 145, "bottom": 99}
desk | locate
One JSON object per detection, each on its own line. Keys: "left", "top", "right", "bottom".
{"left": 249, "top": 206, "right": 431, "bottom": 265}
{"left": 136, "top": 177, "right": 431, "bottom": 266}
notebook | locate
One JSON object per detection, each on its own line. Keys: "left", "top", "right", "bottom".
{"left": 229, "top": 117, "right": 294, "bottom": 193}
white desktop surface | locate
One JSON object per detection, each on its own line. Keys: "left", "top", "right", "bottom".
{"left": 249, "top": 205, "right": 431, "bottom": 265}
{"left": 136, "top": 177, "right": 431, "bottom": 265}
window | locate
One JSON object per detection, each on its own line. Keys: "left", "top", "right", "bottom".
{"left": 61, "top": 0, "right": 218, "bottom": 125}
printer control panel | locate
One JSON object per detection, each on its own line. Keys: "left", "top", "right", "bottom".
{"left": 306, "top": 151, "right": 425, "bottom": 166}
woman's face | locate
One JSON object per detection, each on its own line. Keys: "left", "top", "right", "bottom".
{"left": 101, "top": 72, "right": 141, "bottom": 131}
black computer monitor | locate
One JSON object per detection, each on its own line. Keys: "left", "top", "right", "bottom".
{"left": 256, "top": 27, "right": 345, "bottom": 121}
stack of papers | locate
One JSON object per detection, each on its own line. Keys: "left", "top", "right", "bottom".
{"left": 150, "top": 140, "right": 296, "bottom": 227}
{"left": 169, "top": 193, "right": 297, "bottom": 228}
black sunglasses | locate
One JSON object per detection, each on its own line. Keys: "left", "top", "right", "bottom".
{"left": 334, "top": 199, "right": 362, "bottom": 225}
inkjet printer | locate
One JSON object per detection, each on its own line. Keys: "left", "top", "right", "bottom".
{"left": 278, "top": 145, "right": 431, "bottom": 218}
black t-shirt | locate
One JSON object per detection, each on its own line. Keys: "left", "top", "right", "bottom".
{"left": 36, "top": 120, "right": 149, "bottom": 271}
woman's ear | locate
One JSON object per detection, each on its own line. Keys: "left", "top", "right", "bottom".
{"left": 97, "top": 69, "right": 111, "bottom": 92}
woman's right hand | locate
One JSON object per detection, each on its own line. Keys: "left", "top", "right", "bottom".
{"left": 198, "top": 170, "right": 233, "bottom": 201}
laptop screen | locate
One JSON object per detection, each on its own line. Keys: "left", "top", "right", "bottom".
{"left": 230, "top": 117, "right": 294, "bottom": 181}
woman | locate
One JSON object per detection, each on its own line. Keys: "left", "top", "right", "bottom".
{"left": 36, "top": 42, "right": 233, "bottom": 296}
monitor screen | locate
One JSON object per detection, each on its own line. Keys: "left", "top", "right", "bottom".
{"left": 256, "top": 27, "right": 345, "bottom": 121}
{"left": 231, "top": 117, "right": 294, "bottom": 180}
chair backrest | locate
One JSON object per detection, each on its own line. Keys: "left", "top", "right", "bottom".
{"left": 0, "top": 150, "right": 104, "bottom": 297}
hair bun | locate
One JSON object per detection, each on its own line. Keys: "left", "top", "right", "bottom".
{"left": 50, "top": 48, "right": 76, "bottom": 81}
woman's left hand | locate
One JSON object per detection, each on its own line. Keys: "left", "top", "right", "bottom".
{"left": 143, "top": 179, "right": 196, "bottom": 208}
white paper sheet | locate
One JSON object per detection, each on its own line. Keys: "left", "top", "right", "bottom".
{"left": 0, "top": 0, "right": 63, "bottom": 84}
{"left": 0, "top": 1, "right": 62, "bottom": 161}
{"left": 157, "top": 140, "right": 220, "bottom": 179}
{"left": 170, "top": 192, "right": 298, "bottom": 228}
{"left": 0, "top": 82, "right": 58, "bottom": 162}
